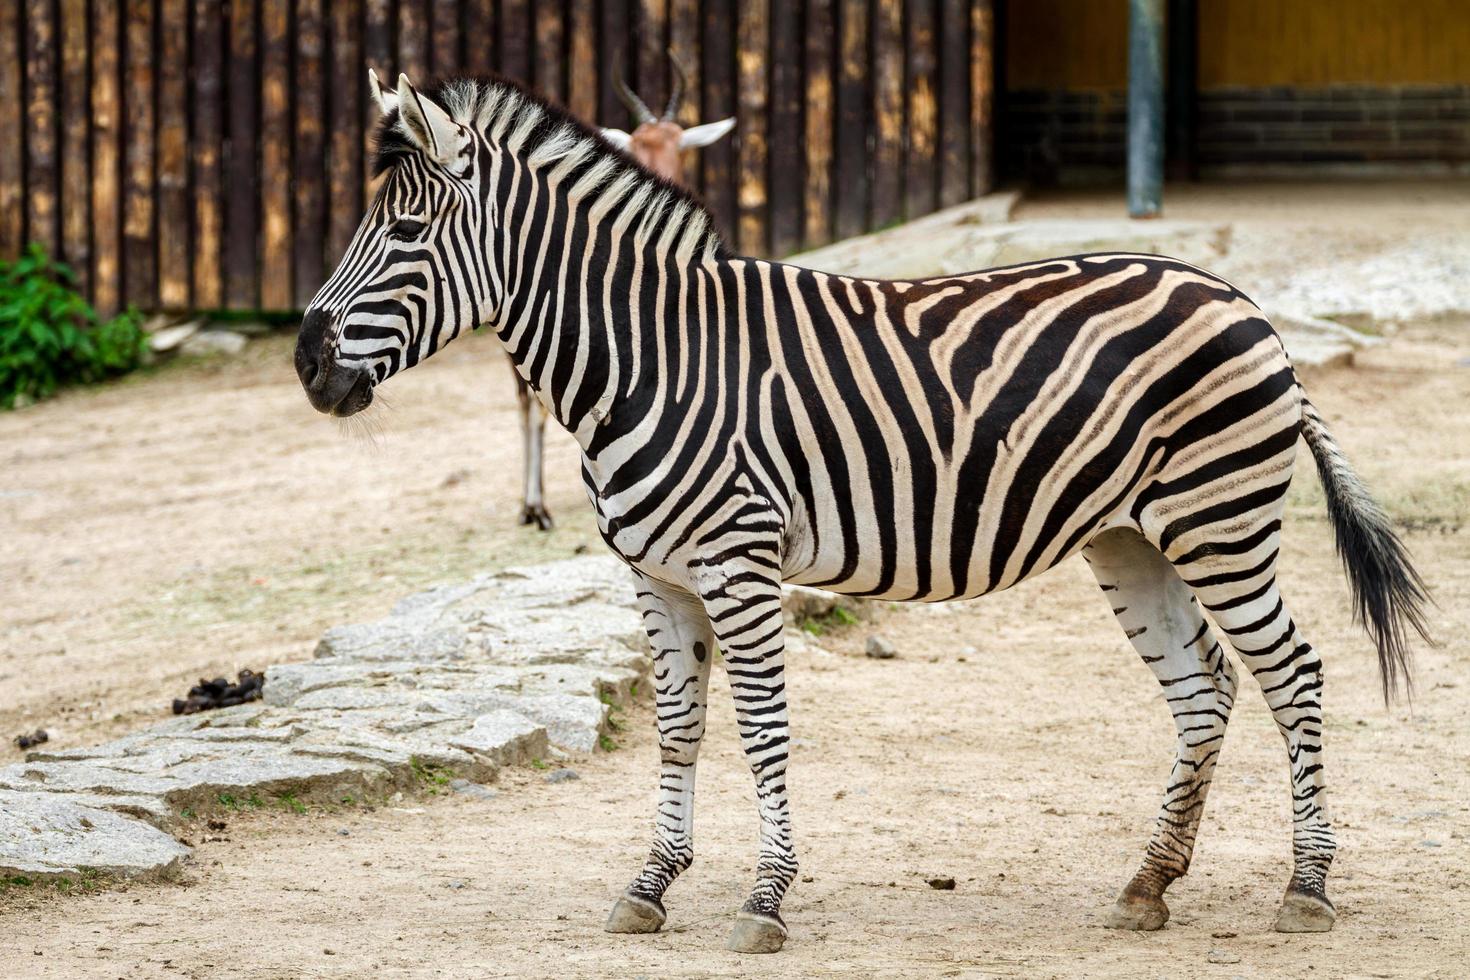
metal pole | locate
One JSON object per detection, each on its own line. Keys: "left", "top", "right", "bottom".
{"left": 1128, "top": 0, "right": 1165, "bottom": 218}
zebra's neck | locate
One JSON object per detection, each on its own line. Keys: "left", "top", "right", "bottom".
{"left": 490, "top": 151, "right": 724, "bottom": 455}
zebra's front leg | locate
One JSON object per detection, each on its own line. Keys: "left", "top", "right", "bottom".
{"left": 697, "top": 566, "right": 796, "bottom": 954}
{"left": 510, "top": 361, "right": 553, "bottom": 530}
{"left": 605, "top": 573, "right": 715, "bottom": 935}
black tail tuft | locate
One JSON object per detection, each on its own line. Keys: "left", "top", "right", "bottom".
{"left": 1300, "top": 400, "right": 1432, "bottom": 703}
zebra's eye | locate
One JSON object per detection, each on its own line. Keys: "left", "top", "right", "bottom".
{"left": 388, "top": 218, "right": 427, "bottom": 241}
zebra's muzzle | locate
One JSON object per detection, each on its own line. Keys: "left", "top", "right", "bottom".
{"left": 296, "top": 309, "right": 374, "bottom": 417}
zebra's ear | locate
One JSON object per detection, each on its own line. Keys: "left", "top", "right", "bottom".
{"left": 394, "top": 73, "right": 473, "bottom": 176}
{"left": 600, "top": 128, "right": 633, "bottom": 152}
{"left": 368, "top": 68, "right": 397, "bottom": 116}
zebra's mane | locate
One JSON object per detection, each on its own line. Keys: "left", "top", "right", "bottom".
{"left": 373, "top": 74, "right": 727, "bottom": 265}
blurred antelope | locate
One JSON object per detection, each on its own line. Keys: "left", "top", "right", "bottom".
{"left": 511, "top": 53, "right": 734, "bottom": 529}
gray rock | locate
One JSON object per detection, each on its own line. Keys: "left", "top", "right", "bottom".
{"left": 545, "top": 769, "right": 580, "bottom": 784}
{"left": 179, "top": 329, "right": 248, "bottom": 357}
{"left": 865, "top": 635, "right": 899, "bottom": 660}
{"left": 0, "top": 791, "right": 190, "bottom": 880}
{"left": 449, "top": 710, "right": 548, "bottom": 767}
{"left": 448, "top": 779, "right": 498, "bottom": 800}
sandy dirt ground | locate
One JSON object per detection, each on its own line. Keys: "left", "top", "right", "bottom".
{"left": 2, "top": 183, "right": 1468, "bottom": 978}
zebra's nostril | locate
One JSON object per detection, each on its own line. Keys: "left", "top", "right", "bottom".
{"left": 300, "top": 358, "right": 319, "bottom": 387}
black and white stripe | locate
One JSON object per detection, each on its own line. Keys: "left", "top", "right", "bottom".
{"left": 297, "top": 74, "right": 1430, "bottom": 950}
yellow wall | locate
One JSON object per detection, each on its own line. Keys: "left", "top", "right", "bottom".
{"left": 1005, "top": 0, "right": 1470, "bottom": 91}
{"left": 1006, "top": 0, "right": 1127, "bottom": 90}
{"left": 1200, "top": 0, "right": 1470, "bottom": 87}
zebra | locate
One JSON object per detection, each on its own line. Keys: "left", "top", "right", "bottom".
{"left": 294, "top": 72, "right": 1430, "bottom": 953}
{"left": 510, "top": 51, "right": 734, "bottom": 529}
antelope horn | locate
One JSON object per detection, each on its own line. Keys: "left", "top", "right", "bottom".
{"left": 664, "top": 49, "right": 689, "bottom": 121}
{"left": 614, "top": 73, "right": 656, "bottom": 126}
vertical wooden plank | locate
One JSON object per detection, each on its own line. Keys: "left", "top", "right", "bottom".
{"left": 533, "top": 0, "right": 562, "bottom": 102}
{"left": 803, "top": 0, "right": 834, "bottom": 249}
{"left": 0, "top": 0, "right": 22, "bottom": 260}
{"left": 398, "top": 0, "right": 429, "bottom": 82}
{"left": 432, "top": 0, "right": 461, "bottom": 76}
{"left": 294, "top": 0, "right": 326, "bottom": 308}
{"left": 969, "top": 0, "right": 993, "bottom": 196}
{"left": 699, "top": 0, "right": 736, "bottom": 239}
{"left": 59, "top": 0, "right": 90, "bottom": 295}
{"left": 636, "top": 0, "right": 666, "bottom": 114}
{"left": 566, "top": 0, "right": 596, "bottom": 121}
{"left": 905, "top": 0, "right": 938, "bottom": 219}
{"left": 191, "top": 0, "right": 223, "bottom": 309}
{"left": 668, "top": 0, "right": 700, "bottom": 190}
{"left": 25, "top": 0, "right": 59, "bottom": 257}
{"left": 735, "top": 0, "right": 767, "bottom": 255}
{"left": 363, "top": 0, "right": 393, "bottom": 205}
{"left": 224, "top": 0, "right": 258, "bottom": 309}
{"left": 833, "top": 0, "right": 868, "bottom": 240}
{"left": 937, "top": 0, "right": 969, "bottom": 207}
{"left": 157, "top": 0, "right": 190, "bottom": 309}
{"left": 500, "top": 0, "right": 529, "bottom": 82}
{"left": 329, "top": 0, "right": 363, "bottom": 268}
{"left": 871, "top": 0, "right": 902, "bottom": 229}
{"left": 598, "top": 0, "right": 627, "bottom": 125}
{"left": 260, "top": 0, "right": 292, "bottom": 310}
{"left": 463, "top": 0, "right": 495, "bottom": 76}
{"left": 89, "top": 0, "right": 121, "bottom": 313}
{"left": 767, "top": 0, "right": 801, "bottom": 256}
{"left": 122, "top": 0, "right": 154, "bottom": 306}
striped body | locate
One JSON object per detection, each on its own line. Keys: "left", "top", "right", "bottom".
{"left": 296, "top": 74, "right": 1427, "bottom": 952}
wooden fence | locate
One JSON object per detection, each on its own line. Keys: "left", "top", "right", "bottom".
{"left": 1, "top": 0, "right": 995, "bottom": 315}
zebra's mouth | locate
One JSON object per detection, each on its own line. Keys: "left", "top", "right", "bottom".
{"left": 327, "top": 370, "right": 375, "bottom": 418}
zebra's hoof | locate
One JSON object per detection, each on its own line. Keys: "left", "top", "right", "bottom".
{"left": 726, "top": 911, "right": 787, "bottom": 953}
{"left": 1274, "top": 890, "right": 1335, "bottom": 933}
{"left": 520, "top": 504, "right": 554, "bottom": 531}
{"left": 604, "top": 893, "right": 666, "bottom": 934}
{"left": 1105, "top": 893, "right": 1170, "bottom": 931}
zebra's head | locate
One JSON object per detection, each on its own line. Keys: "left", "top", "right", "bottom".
{"left": 295, "top": 71, "right": 487, "bottom": 417}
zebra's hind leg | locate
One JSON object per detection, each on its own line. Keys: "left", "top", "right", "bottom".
{"left": 605, "top": 573, "right": 715, "bottom": 935}
{"left": 1186, "top": 559, "right": 1337, "bottom": 933}
{"left": 1084, "top": 528, "right": 1238, "bottom": 931}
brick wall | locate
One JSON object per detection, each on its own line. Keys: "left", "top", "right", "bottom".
{"left": 1000, "top": 84, "right": 1470, "bottom": 183}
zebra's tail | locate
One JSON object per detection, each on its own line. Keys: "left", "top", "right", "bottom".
{"left": 1299, "top": 396, "right": 1431, "bottom": 702}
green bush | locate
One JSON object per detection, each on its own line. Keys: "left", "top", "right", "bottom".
{"left": 0, "top": 244, "right": 148, "bottom": 409}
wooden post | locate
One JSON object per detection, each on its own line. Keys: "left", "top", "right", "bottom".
{"left": 0, "top": 0, "right": 22, "bottom": 261}
{"left": 700, "top": 0, "right": 736, "bottom": 240}
{"left": 906, "top": 0, "right": 938, "bottom": 220}
{"left": 669, "top": 0, "right": 701, "bottom": 192}
{"left": 969, "top": 0, "right": 994, "bottom": 198}
{"left": 599, "top": 0, "right": 629, "bottom": 125}
{"left": 295, "top": 0, "right": 327, "bottom": 309}
{"left": 535, "top": 0, "right": 565, "bottom": 103}
{"left": 567, "top": 0, "right": 597, "bottom": 120}
{"left": 803, "top": 0, "right": 834, "bottom": 250}
{"left": 363, "top": 0, "right": 393, "bottom": 205}
{"left": 59, "top": 0, "right": 90, "bottom": 295}
{"left": 463, "top": 0, "right": 495, "bottom": 76}
{"left": 768, "top": 0, "right": 801, "bottom": 257}
{"left": 1166, "top": 0, "right": 1197, "bottom": 181}
{"left": 637, "top": 0, "right": 667, "bottom": 112}
{"left": 938, "top": 0, "right": 970, "bottom": 208}
{"left": 736, "top": 0, "right": 769, "bottom": 255}
{"left": 501, "top": 0, "right": 530, "bottom": 82}
{"left": 260, "top": 0, "right": 292, "bottom": 309}
{"left": 26, "top": 0, "right": 60, "bottom": 258}
{"left": 123, "top": 0, "right": 155, "bottom": 306}
{"left": 398, "top": 0, "right": 429, "bottom": 81}
{"left": 871, "top": 0, "right": 902, "bottom": 230}
{"left": 89, "top": 0, "right": 122, "bottom": 313}
{"left": 225, "top": 0, "right": 258, "bottom": 309}
{"left": 833, "top": 0, "right": 868, "bottom": 241}
{"left": 1128, "top": 0, "right": 1164, "bottom": 218}
{"left": 191, "top": 0, "right": 224, "bottom": 309}
{"left": 433, "top": 0, "right": 462, "bottom": 76}
{"left": 157, "top": 0, "right": 191, "bottom": 309}
{"left": 329, "top": 0, "right": 364, "bottom": 269}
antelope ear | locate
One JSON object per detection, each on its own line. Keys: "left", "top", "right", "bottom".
{"left": 395, "top": 73, "right": 472, "bottom": 174}
{"left": 678, "top": 117, "right": 735, "bottom": 149}
{"left": 368, "top": 68, "right": 397, "bottom": 115}
{"left": 600, "top": 127, "right": 633, "bottom": 151}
